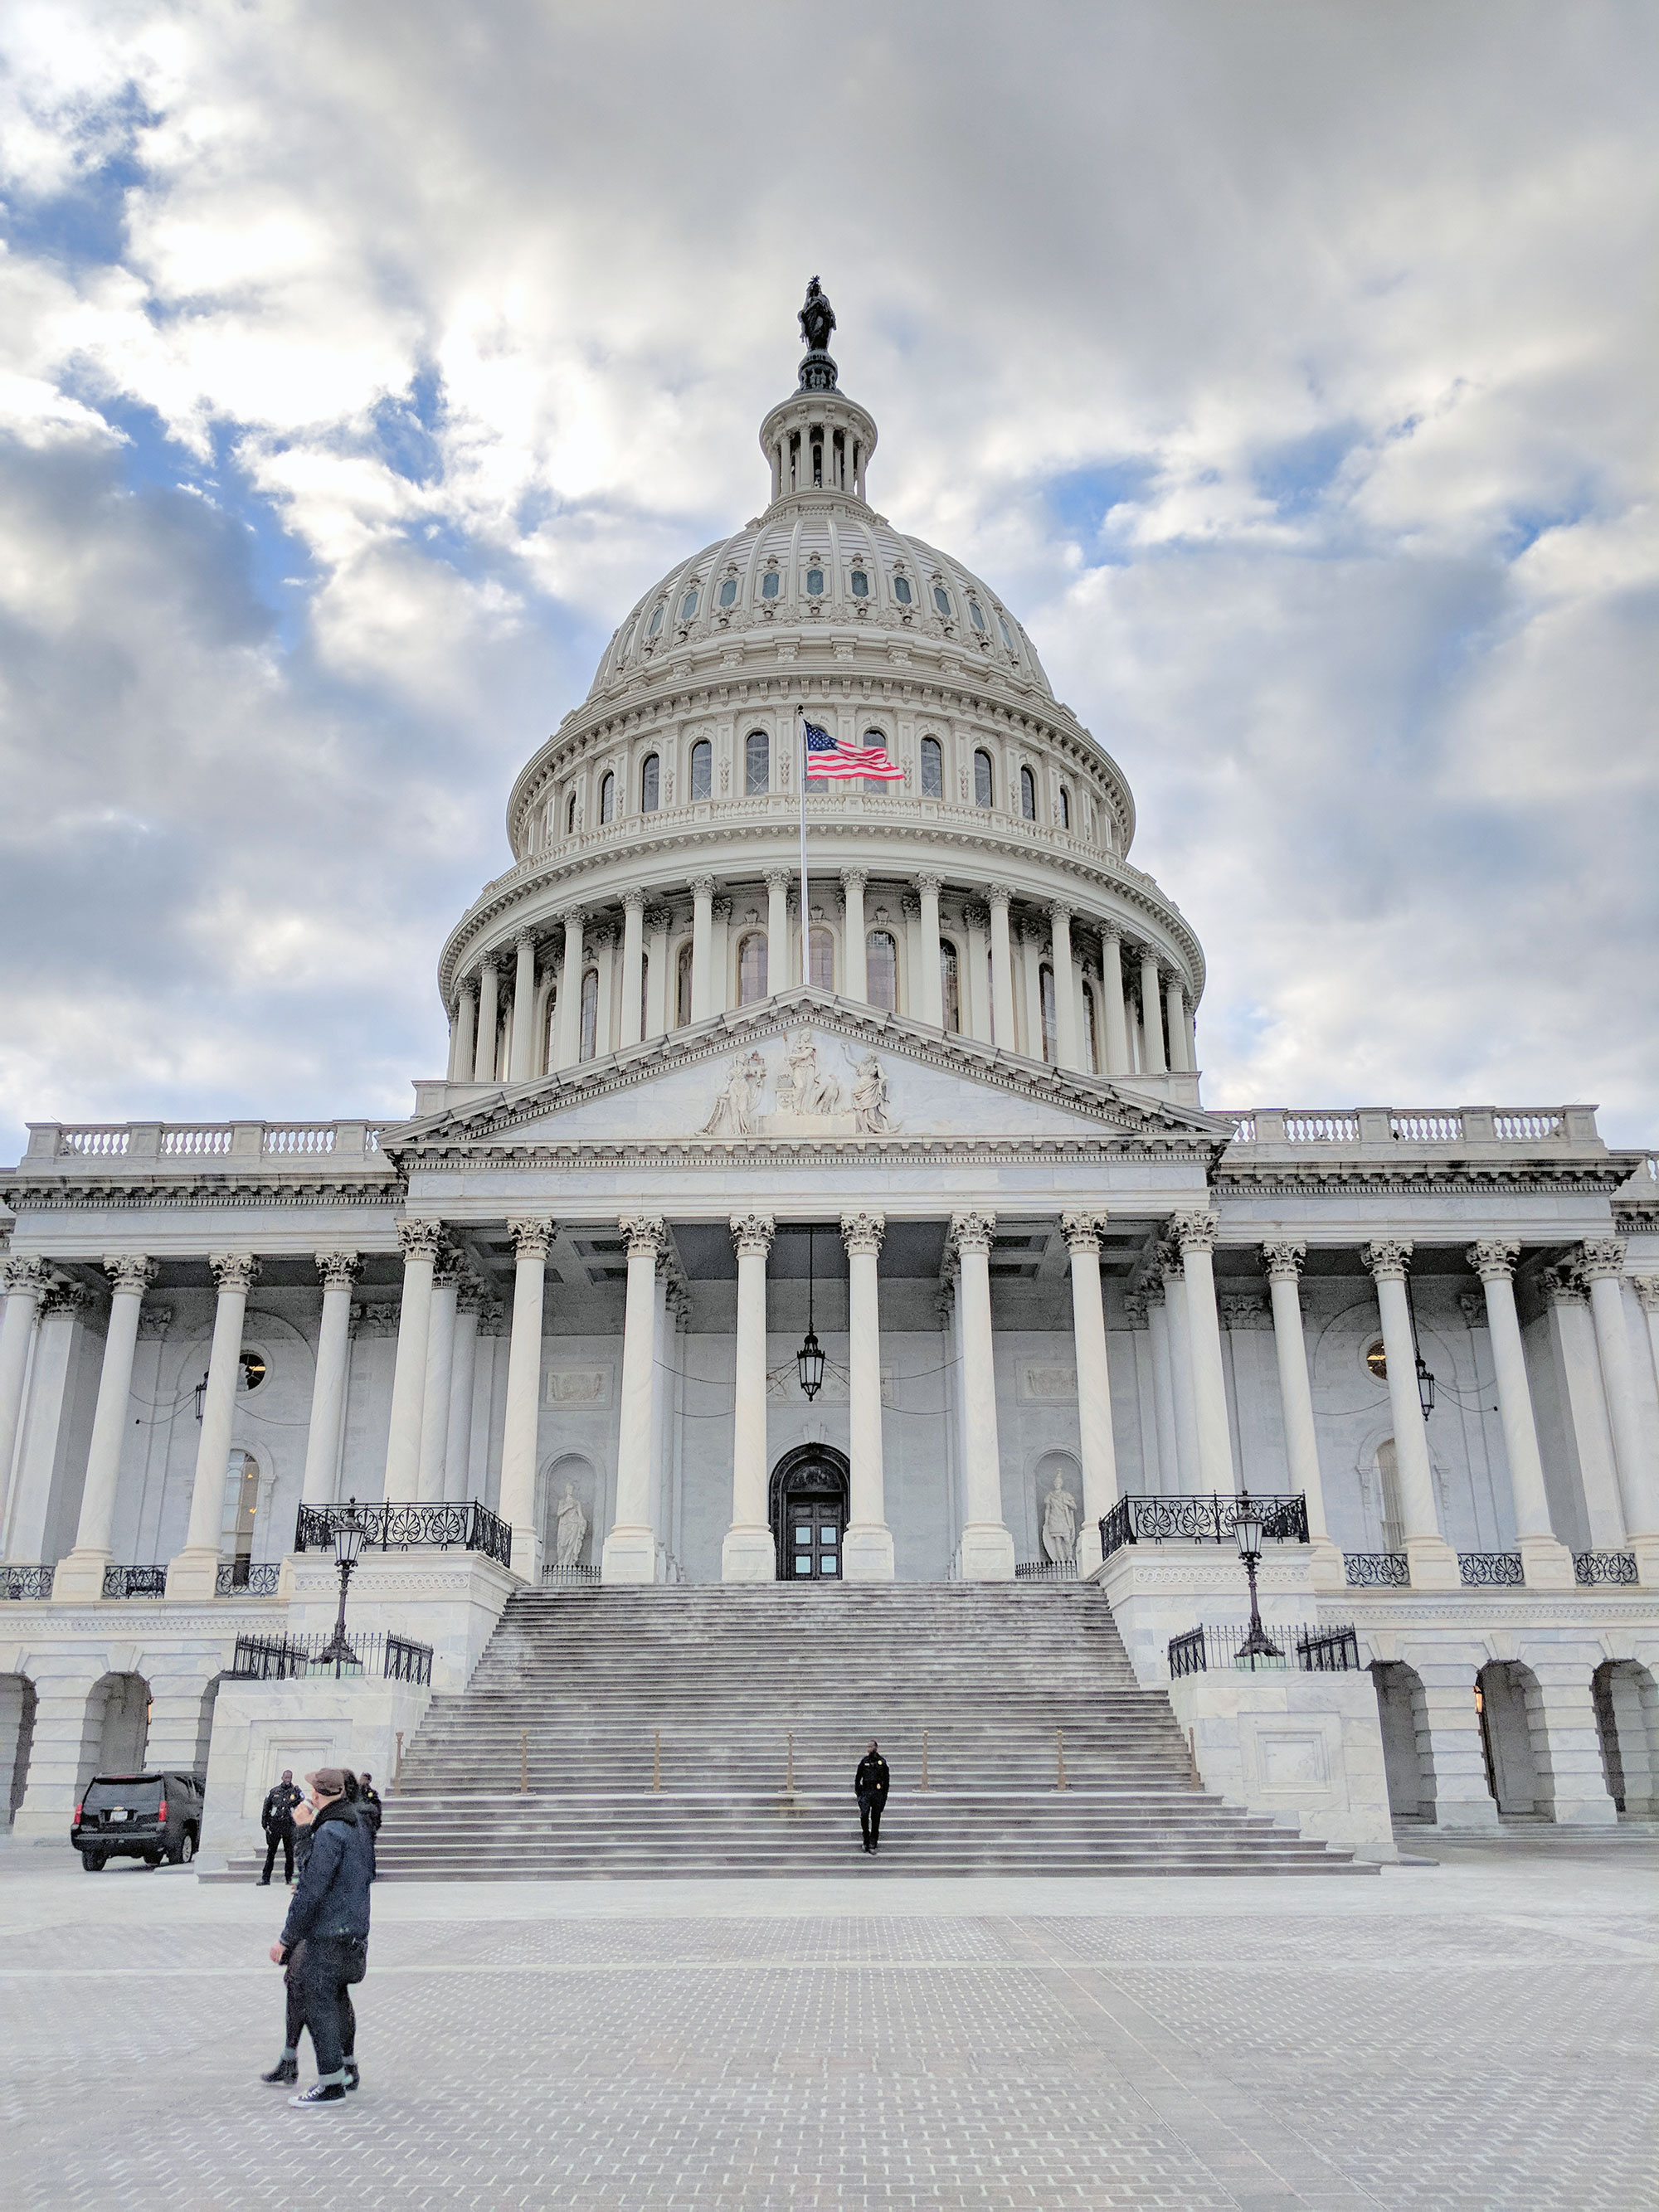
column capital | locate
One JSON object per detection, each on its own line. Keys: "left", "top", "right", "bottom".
{"left": 948, "top": 1208, "right": 997, "bottom": 1257}
{"left": 507, "top": 1217, "right": 556, "bottom": 1260}
{"left": 208, "top": 1252, "right": 259, "bottom": 1294}
{"left": 455, "top": 1279, "right": 489, "bottom": 1315}
{"left": 397, "top": 1220, "right": 445, "bottom": 1264}
{"left": 41, "top": 1280, "right": 90, "bottom": 1318}
{"left": 620, "top": 1214, "right": 669, "bottom": 1259}
{"left": 1170, "top": 1210, "right": 1218, "bottom": 1256}
{"left": 839, "top": 868, "right": 868, "bottom": 893}
{"left": 985, "top": 882, "right": 1013, "bottom": 911}
{"left": 729, "top": 1213, "right": 776, "bottom": 1259}
{"left": 432, "top": 1247, "right": 465, "bottom": 1287}
{"left": 1261, "top": 1238, "right": 1306, "bottom": 1281}
{"left": 1122, "top": 1287, "right": 1150, "bottom": 1326}
{"left": 1048, "top": 900, "right": 1074, "bottom": 928}
{"left": 1539, "top": 1269, "right": 1588, "bottom": 1309}
{"left": 2, "top": 1256, "right": 51, "bottom": 1296}
{"left": 1098, "top": 920, "right": 1123, "bottom": 946}
{"left": 840, "top": 1210, "right": 886, "bottom": 1258}
{"left": 764, "top": 868, "right": 793, "bottom": 893}
{"left": 135, "top": 1305, "right": 173, "bottom": 1339}
{"left": 1632, "top": 1276, "right": 1659, "bottom": 1313}
{"left": 1155, "top": 1241, "right": 1185, "bottom": 1284}
{"left": 1060, "top": 1209, "right": 1106, "bottom": 1254}
{"left": 513, "top": 926, "right": 538, "bottom": 948}
{"left": 1362, "top": 1237, "right": 1413, "bottom": 1282}
{"left": 315, "top": 1250, "right": 362, "bottom": 1292}
{"left": 711, "top": 898, "right": 732, "bottom": 926}
{"left": 914, "top": 873, "right": 942, "bottom": 897}
{"left": 1576, "top": 1236, "right": 1626, "bottom": 1283}
{"left": 102, "top": 1253, "right": 158, "bottom": 1296}
{"left": 1466, "top": 1238, "right": 1520, "bottom": 1283}
{"left": 557, "top": 905, "right": 589, "bottom": 931}
{"left": 645, "top": 906, "right": 674, "bottom": 935}
{"left": 478, "top": 947, "right": 502, "bottom": 973}
{"left": 688, "top": 875, "right": 718, "bottom": 900}
{"left": 621, "top": 887, "right": 647, "bottom": 914}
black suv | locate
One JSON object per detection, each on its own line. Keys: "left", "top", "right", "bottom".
{"left": 72, "top": 1772, "right": 205, "bottom": 1870}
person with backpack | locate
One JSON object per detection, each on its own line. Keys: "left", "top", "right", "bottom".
{"left": 266, "top": 1768, "right": 375, "bottom": 2106}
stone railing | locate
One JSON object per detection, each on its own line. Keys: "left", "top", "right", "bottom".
{"left": 1216, "top": 1106, "right": 1598, "bottom": 1148}
{"left": 30, "top": 1119, "right": 389, "bottom": 1166}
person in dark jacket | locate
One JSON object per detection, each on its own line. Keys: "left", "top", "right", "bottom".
{"left": 854, "top": 1741, "right": 890, "bottom": 1855}
{"left": 268, "top": 1768, "right": 374, "bottom": 2106}
{"left": 356, "top": 1773, "right": 383, "bottom": 1836}
{"left": 258, "top": 1771, "right": 304, "bottom": 1886}
{"left": 261, "top": 1791, "right": 321, "bottom": 2088}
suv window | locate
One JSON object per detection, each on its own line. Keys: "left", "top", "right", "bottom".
{"left": 85, "top": 1778, "right": 162, "bottom": 1811}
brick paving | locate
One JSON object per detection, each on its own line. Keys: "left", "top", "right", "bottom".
{"left": 0, "top": 1837, "right": 1653, "bottom": 2210}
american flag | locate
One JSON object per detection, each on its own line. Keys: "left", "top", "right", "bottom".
{"left": 802, "top": 717, "right": 906, "bottom": 781}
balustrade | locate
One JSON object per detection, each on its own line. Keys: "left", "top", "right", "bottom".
{"left": 294, "top": 1498, "right": 512, "bottom": 1570}
{"left": 1099, "top": 1493, "right": 1308, "bottom": 1559}
{"left": 1167, "top": 1622, "right": 1360, "bottom": 1677}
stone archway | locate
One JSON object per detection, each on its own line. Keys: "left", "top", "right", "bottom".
{"left": 769, "top": 1445, "right": 851, "bottom": 1580}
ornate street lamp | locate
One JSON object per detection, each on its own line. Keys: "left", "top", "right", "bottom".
{"left": 796, "top": 1226, "right": 825, "bottom": 1401}
{"left": 318, "top": 1498, "right": 368, "bottom": 1675}
{"left": 1233, "top": 1494, "right": 1282, "bottom": 1662}
{"left": 1404, "top": 1274, "right": 1437, "bottom": 1421}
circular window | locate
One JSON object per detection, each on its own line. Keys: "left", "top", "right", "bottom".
{"left": 805, "top": 566, "right": 825, "bottom": 596}
{"left": 893, "top": 575, "right": 912, "bottom": 605}
{"left": 1364, "top": 1339, "right": 1388, "bottom": 1383}
{"left": 849, "top": 569, "right": 869, "bottom": 598}
{"left": 718, "top": 577, "right": 737, "bottom": 608}
{"left": 239, "top": 1350, "right": 268, "bottom": 1393}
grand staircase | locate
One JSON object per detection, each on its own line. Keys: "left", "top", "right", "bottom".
{"left": 367, "top": 1583, "right": 1370, "bottom": 1878}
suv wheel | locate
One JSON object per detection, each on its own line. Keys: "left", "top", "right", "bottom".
{"left": 80, "top": 1850, "right": 106, "bottom": 1872}
{"left": 174, "top": 1831, "right": 196, "bottom": 1867}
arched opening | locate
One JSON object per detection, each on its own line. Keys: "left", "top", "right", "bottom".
{"left": 866, "top": 930, "right": 898, "bottom": 1012}
{"left": 1039, "top": 964, "right": 1057, "bottom": 1063}
{"left": 192, "top": 1675, "right": 226, "bottom": 1775}
{"left": 639, "top": 953, "right": 649, "bottom": 1041}
{"left": 974, "top": 749, "right": 995, "bottom": 809}
{"left": 566, "top": 791, "right": 577, "bottom": 835}
{"left": 640, "top": 752, "right": 660, "bottom": 813}
{"left": 599, "top": 771, "right": 615, "bottom": 824}
{"left": 1370, "top": 1660, "right": 1435, "bottom": 1821}
{"left": 85, "top": 1672, "right": 151, "bottom": 1796}
{"left": 223, "top": 1448, "right": 260, "bottom": 1570}
{"left": 544, "top": 989, "right": 558, "bottom": 1068}
{"left": 676, "top": 942, "right": 694, "bottom": 1028}
{"left": 1020, "top": 764, "right": 1037, "bottom": 820}
{"left": 1477, "top": 1660, "right": 1551, "bottom": 1817}
{"left": 1082, "top": 982, "right": 1099, "bottom": 1073}
{"left": 809, "top": 926, "right": 834, "bottom": 991}
{"left": 769, "top": 1446, "right": 850, "bottom": 1580}
{"left": 1, "top": 1675, "right": 37, "bottom": 1828}
{"left": 690, "top": 739, "right": 713, "bottom": 801}
{"left": 940, "top": 940, "right": 961, "bottom": 1033}
{"left": 579, "top": 970, "right": 599, "bottom": 1060}
{"left": 1593, "top": 1660, "right": 1659, "bottom": 1815}
{"left": 737, "top": 932, "right": 768, "bottom": 1005}
{"left": 1059, "top": 784, "right": 1071, "bottom": 830}
{"left": 539, "top": 1451, "right": 599, "bottom": 1584}
{"left": 1032, "top": 1450, "right": 1083, "bottom": 1573}
{"left": 1372, "top": 1439, "right": 1404, "bottom": 1553}
{"left": 920, "top": 735, "right": 943, "bottom": 798}
{"left": 745, "top": 729, "right": 769, "bottom": 795}
{"left": 861, "top": 728, "right": 888, "bottom": 791}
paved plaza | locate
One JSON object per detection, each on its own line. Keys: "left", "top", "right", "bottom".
{"left": 2, "top": 1835, "right": 1654, "bottom": 2211}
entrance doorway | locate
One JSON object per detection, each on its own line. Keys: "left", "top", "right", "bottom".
{"left": 769, "top": 1446, "right": 851, "bottom": 1581}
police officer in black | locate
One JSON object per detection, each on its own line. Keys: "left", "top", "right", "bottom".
{"left": 854, "top": 1740, "right": 890, "bottom": 1855}
{"left": 258, "top": 1770, "right": 304, "bottom": 1885}
{"left": 355, "top": 1772, "right": 383, "bottom": 1837}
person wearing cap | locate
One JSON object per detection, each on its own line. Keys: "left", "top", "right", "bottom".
{"left": 267, "top": 1767, "right": 375, "bottom": 2107}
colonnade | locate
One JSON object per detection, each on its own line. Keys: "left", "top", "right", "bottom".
{"left": 445, "top": 875, "right": 1199, "bottom": 1086}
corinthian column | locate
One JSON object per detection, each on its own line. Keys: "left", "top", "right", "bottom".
{"left": 1139, "top": 947, "right": 1166, "bottom": 1073}
{"left": 950, "top": 1209, "right": 1015, "bottom": 1578}
{"left": 1362, "top": 1240, "right": 1459, "bottom": 1588}
{"left": 1261, "top": 1242, "right": 1344, "bottom": 1589}
{"left": 1165, "top": 973, "right": 1192, "bottom": 1074}
{"left": 840, "top": 870, "right": 868, "bottom": 1002}
{"left": 1578, "top": 1239, "right": 1659, "bottom": 1581}
{"left": 53, "top": 1257, "right": 157, "bottom": 1600}
{"left": 916, "top": 877, "right": 944, "bottom": 1027}
{"left": 766, "top": 871, "right": 793, "bottom": 998}
{"left": 1098, "top": 925, "right": 1131, "bottom": 1075}
{"left": 0, "top": 1258, "right": 48, "bottom": 1530}
{"left": 1467, "top": 1241, "right": 1574, "bottom": 1587}
{"left": 1062, "top": 1213, "right": 1117, "bottom": 1572}
{"left": 508, "top": 932, "right": 538, "bottom": 1080}
{"left": 474, "top": 954, "right": 500, "bottom": 1082}
{"left": 723, "top": 1213, "right": 776, "bottom": 1582}
{"left": 1170, "top": 1213, "right": 1234, "bottom": 1495}
{"left": 842, "top": 1212, "right": 895, "bottom": 1580}
{"left": 380, "top": 1221, "right": 442, "bottom": 1500}
{"left": 1050, "top": 906, "right": 1081, "bottom": 1070}
{"left": 416, "top": 1250, "right": 460, "bottom": 1501}
{"left": 300, "top": 1252, "right": 360, "bottom": 1505}
{"left": 620, "top": 892, "right": 646, "bottom": 1048}
{"left": 166, "top": 1253, "right": 260, "bottom": 1600}
{"left": 449, "top": 979, "right": 476, "bottom": 1081}
{"left": 554, "top": 910, "right": 586, "bottom": 1067}
{"left": 986, "top": 887, "right": 1016, "bottom": 1048}
{"left": 499, "top": 1219, "right": 553, "bottom": 1580}
{"left": 605, "top": 1217, "right": 666, "bottom": 1583}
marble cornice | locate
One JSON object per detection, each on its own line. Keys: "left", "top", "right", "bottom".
{"left": 407, "top": 1135, "right": 1186, "bottom": 1173}
{"left": 0, "top": 1176, "right": 406, "bottom": 1214}
{"left": 1215, "top": 1160, "right": 1632, "bottom": 1198}
{"left": 1322, "top": 1592, "right": 1659, "bottom": 1631}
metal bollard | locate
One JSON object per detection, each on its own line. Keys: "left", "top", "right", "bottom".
{"left": 520, "top": 1729, "right": 528, "bottom": 1795}
{"left": 393, "top": 1730, "right": 404, "bottom": 1796}
{"left": 652, "top": 1727, "right": 662, "bottom": 1792}
{"left": 1054, "top": 1726, "right": 1068, "bottom": 1791}
{"left": 920, "top": 1729, "right": 931, "bottom": 1791}
{"left": 785, "top": 1728, "right": 796, "bottom": 1795}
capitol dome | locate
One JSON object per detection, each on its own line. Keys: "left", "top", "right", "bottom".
{"left": 437, "top": 289, "right": 1205, "bottom": 1098}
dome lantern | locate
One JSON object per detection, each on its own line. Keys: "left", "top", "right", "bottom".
{"left": 757, "top": 278, "right": 878, "bottom": 507}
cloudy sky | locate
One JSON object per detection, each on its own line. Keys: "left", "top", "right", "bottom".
{"left": 1, "top": 0, "right": 1654, "bottom": 1157}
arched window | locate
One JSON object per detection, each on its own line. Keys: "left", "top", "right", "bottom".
{"left": 940, "top": 941, "right": 961, "bottom": 1033}
{"left": 690, "top": 739, "right": 713, "bottom": 800}
{"left": 640, "top": 753, "right": 659, "bottom": 813}
{"left": 639, "top": 955, "right": 649, "bottom": 1041}
{"left": 1058, "top": 784, "right": 1071, "bottom": 830}
{"left": 920, "top": 735, "right": 943, "bottom": 798}
{"left": 987, "top": 948, "right": 997, "bottom": 1043}
{"left": 810, "top": 439, "right": 823, "bottom": 487}
{"left": 566, "top": 791, "right": 578, "bottom": 834}
{"left": 1039, "top": 964, "right": 1057, "bottom": 1063}
{"left": 544, "top": 990, "right": 558, "bottom": 1067}
{"left": 862, "top": 727, "right": 889, "bottom": 790}
{"left": 738, "top": 932, "right": 768, "bottom": 1004}
{"left": 1082, "top": 982, "right": 1098, "bottom": 1073}
{"left": 1020, "top": 765, "right": 1037, "bottom": 821}
{"left": 892, "top": 574, "right": 912, "bottom": 605}
{"left": 745, "top": 730, "right": 769, "bottom": 795}
{"left": 676, "top": 942, "right": 693, "bottom": 1028}
{"left": 679, "top": 586, "right": 699, "bottom": 621}
{"left": 867, "top": 930, "right": 898, "bottom": 1012}
{"left": 974, "top": 750, "right": 995, "bottom": 809}
{"left": 718, "top": 576, "right": 738, "bottom": 608}
{"left": 579, "top": 970, "right": 599, "bottom": 1060}
{"left": 810, "top": 926, "right": 834, "bottom": 990}
{"left": 599, "top": 771, "right": 615, "bottom": 824}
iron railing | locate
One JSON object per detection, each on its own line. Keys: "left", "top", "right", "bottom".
{"left": 0, "top": 1566, "right": 54, "bottom": 1600}
{"left": 294, "top": 1499, "right": 511, "bottom": 1570}
{"left": 1014, "top": 1558, "right": 1080, "bottom": 1581}
{"left": 540, "top": 1562, "right": 600, "bottom": 1586}
{"left": 101, "top": 1564, "right": 167, "bottom": 1598}
{"left": 1574, "top": 1550, "right": 1637, "bottom": 1587}
{"left": 228, "top": 1630, "right": 433, "bottom": 1685}
{"left": 1168, "top": 1622, "right": 1362, "bottom": 1677}
{"left": 1100, "top": 1493, "right": 1308, "bottom": 1559}
{"left": 216, "top": 1560, "right": 282, "bottom": 1597}
{"left": 1345, "top": 1552, "right": 1410, "bottom": 1587}
{"left": 1458, "top": 1552, "right": 1524, "bottom": 1587}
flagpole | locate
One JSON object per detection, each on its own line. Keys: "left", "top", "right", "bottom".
{"left": 798, "top": 709, "right": 810, "bottom": 989}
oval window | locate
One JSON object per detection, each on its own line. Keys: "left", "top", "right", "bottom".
{"left": 920, "top": 735, "right": 943, "bottom": 798}
{"left": 647, "top": 602, "right": 664, "bottom": 637}
{"left": 893, "top": 575, "right": 912, "bottom": 605}
{"left": 933, "top": 585, "right": 951, "bottom": 618}
{"left": 805, "top": 567, "right": 825, "bottom": 596}
{"left": 850, "top": 569, "right": 869, "bottom": 598}
{"left": 968, "top": 597, "right": 986, "bottom": 632}
{"left": 718, "top": 577, "right": 738, "bottom": 608}
{"left": 680, "top": 587, "right": 699, "bottom": 621}
{"left": 690, "top": 739, "right": 713, "bottom": 801}
{"left": 761, "top": 571, "right": 781, "bottom": 599}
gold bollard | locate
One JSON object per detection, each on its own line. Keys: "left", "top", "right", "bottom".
{"left": 520, "top": 1728, "right": 529, "bottom": 1796}
{"left": 652, "top": 1727, "right": 662, "bottom": 1792}
{"left": 1054, "top": 1726, "right": 1068, "bottom": 1791}
{"left": 920, "top": 1729, "right": 931, "bottom": 1791}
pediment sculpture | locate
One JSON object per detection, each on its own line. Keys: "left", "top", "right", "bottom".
{"left": 697, "top": 1032, "right": 902, "bottom": 1141}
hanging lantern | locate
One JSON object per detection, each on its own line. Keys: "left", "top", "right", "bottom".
{"left": 796, "top": 1226, "right": 825, "bottom": 1400}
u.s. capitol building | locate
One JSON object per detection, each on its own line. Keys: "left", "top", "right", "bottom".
{"left": 2, "top": 289, "right": 1656, "bottom": 1863}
